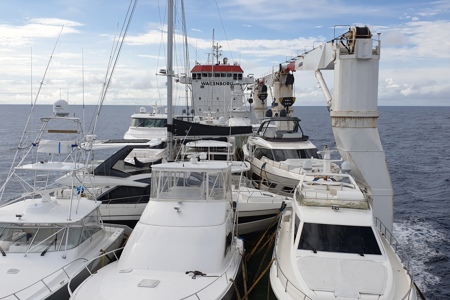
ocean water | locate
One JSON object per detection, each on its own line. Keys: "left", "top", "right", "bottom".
{"left": 0, "top": 104, "right": 448, "bottom": 299}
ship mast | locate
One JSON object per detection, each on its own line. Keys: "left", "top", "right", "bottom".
{"left": 166, "top": 0, "right": 174, "bottom": 160}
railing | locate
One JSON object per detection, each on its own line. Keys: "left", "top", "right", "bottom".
{"left": 272, "top": 218, "right": 312, "bottom": 300}
{"left": 232, "top": 176, "right": 292, "bottom": 202}
{"left": 67, "top": 247, "right": 124, "bottom": 297}
{"left": 374, "top": 217, "right": 416, "bottom": 300}
{"left": 260, "top": 157, "right": 340, "bottom": 176}
{"left": 0, "top": 258, "right": 89, "bottom": 300}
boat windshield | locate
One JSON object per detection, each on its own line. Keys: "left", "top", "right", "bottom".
{"left": 0, "top": 210, "right": 102, "bottom": 253}
{"left": 151, "top": 168, "right": 230, "bottom": 201}
{"left": 272, "top": 149, "right": 320, "bottom": 161}
{"left": 131, "top": 118, "right": 167, "bottom": 128}
{"left": 298, "top": 223, "right": 381, "bottom": 255}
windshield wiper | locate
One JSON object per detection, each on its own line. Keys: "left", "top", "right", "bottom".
{"left": 0, "top": 245, "right": 6, "bottom": 256}
{"left": 41, "top": 237, "right": 57, "bottom": 256}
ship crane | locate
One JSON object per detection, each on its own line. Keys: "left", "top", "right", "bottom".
{"left": 257, "top": 26, "right": 394, "bottom": 231}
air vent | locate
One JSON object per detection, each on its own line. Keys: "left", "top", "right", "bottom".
{"left": 138, "top": 279, "right": 160, "bottom": 288}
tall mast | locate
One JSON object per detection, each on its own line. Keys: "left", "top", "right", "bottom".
{"left": 167, "top": 0, "right": 174, "bottom": 160}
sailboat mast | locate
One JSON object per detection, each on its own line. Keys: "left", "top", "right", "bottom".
{"left": 167, "top": 0, "right": 174, "bottom": 160}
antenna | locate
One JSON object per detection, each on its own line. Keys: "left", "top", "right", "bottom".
{"left": 1, "top": 26, "right": 64, "bottom": 201}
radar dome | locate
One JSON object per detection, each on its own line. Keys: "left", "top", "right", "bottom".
{"left": 53, "top": 99, "right": 69, "bottom": 117}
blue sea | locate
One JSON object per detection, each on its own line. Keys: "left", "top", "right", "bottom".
{"left": 0, "top": 104, "right": 448, "bottom": 299}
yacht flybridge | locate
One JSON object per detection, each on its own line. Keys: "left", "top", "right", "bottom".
{"left": 270, "top": 159, "right": 417, "bottom": 299}
{"left": 69, "top": 160, "right": 243, "bottom": 300}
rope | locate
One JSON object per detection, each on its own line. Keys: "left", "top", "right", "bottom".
{"left": 241, "top": 258, "right": 275, "bottom": 300}
{"left": 414, "top": 282, "right": 427, "bottom": 300}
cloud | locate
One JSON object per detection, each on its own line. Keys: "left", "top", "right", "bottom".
{"left": 0, "top": 18, "right": 82, "bottom": 47}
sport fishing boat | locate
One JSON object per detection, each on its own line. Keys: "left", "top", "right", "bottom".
{"left": 0, "top": 100, "right": 131, "bottom": 300}
{"left": 269, "top": 159, "right": 418, "bottom": 299}
{"left": 69, "top": 160, "right": 244, "bottom": 300}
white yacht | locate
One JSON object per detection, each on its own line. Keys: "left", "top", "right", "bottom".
{"left": 70, "top": 160, "right": 244, "bottom": 300}
{"left": 0, "top": 100, "right": 131, "bottom": 300}
{"left": 270, "top": 160, "right": 417, "bottom": 299}
{"left": 122, "top": 104, "right": 168, "bottom": 164}
{"left": 243, "top": 116, "right": 339, "bottom": 195}
{"left": 123, "top": 104, "right": 167, "bottom": 141}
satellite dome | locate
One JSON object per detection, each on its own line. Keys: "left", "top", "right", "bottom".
{"left": 53, "top": 99, "right": 69, "bottom": 117}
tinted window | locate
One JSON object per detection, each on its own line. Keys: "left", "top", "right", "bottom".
{"left": 98, "top": 184, "right": 150, "bottom": 204}
{"left": 298, "top": 223, "right": 381, "bottom": 255}
{"left": 254, "top": 148, "right": 274, "bottom": 160}
{"left": 131, "top": 118, "right": 167, "bottom": 128}
{"left": 272, "top": 148, "right": 319, "bottom": 161}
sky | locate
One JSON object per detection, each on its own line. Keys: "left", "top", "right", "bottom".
{"left": 0, "top": 0, "right": 449, "bottom": 107}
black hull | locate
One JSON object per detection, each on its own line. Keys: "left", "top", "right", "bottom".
{"left": 171, "top": 119, "right": 253, "bottom": 137}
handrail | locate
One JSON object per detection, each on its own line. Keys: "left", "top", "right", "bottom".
{"left": 272, "top": 217, "right": 312, "bottom": 300}
{"left": 374, "top": 217, "right": 416, "bottom": 300}
{"left": 0, "top": 257, "right": 89, "bottom": 300}
{"left": 261, "top": 157, "right": 340, "bottom": 176}
{"left": 67, "top": 247, "right": 124, "bottom": 297}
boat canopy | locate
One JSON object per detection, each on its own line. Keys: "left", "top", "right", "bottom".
{"left": 151, "top": 161, "right": 232, "bottom": 201}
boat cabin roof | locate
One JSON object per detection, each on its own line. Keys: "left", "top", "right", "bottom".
{"left": 0, "top": 197, "right": 101, "bottom": 224}
{"left": 256, "top": 116, "right": 308, "bottom": 141}
{"left": 297, "top": 172, "right": 369, "bottom": 210}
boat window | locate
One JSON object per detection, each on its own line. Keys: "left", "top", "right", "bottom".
{"left": 131, "top": 118, "right": 167, "bottom": 128}
{"left": 97, "top": 183, "right": 151, "bottom": 205}
{"left": 254, "top": 148, "right": 274, "bottom": 161}
{"left": 0, "top": 212, "right": 102, "bottom": 253}
{"left": 214, "top": 73, "right": 220, "bottom": 77}
{"left": 238, "top": 74, "right": 243, "bottom": 80}
{"left": 226, "top": 73, "right": 232, "bottom": 77}
{"left": 151, "top": 169, "right": 230, "bottom": 201}
{"left": 298, "top": 223, "right": 381, "bottom": 255}
{"left": 202, "top": 73, "right": 207, "bottom": 78}
{"left": 272, "top": 149, "right": 320, "bottom": 161}
{"left": 233, "top": 74, "right": 238, "bottom": 80}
